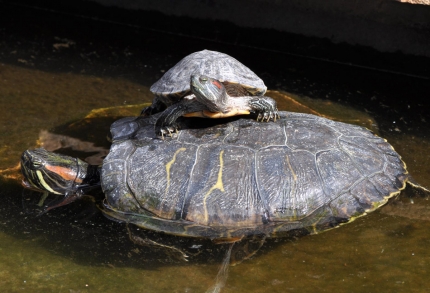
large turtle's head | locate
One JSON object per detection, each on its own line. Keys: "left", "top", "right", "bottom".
{"left": 190, "top": 75, "right": 228, "bottom": 112}
{"left": 20, "top": 148, "right": 91, "bottom": 195}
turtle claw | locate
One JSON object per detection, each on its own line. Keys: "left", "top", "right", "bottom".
{"left": 250, "top": 97, "right": 279, "bottom": 122}
{"left": 157, "top": 125, "right": 179, "bottom": 138}
{"left": 256, "top": 109, "right": 279, "bottom": 122}
{"left": 257, "top": 112, "right": 263, "bottom": 122}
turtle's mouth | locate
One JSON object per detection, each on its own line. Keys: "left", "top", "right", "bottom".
{"left": 21, "top": 178, "right": 45, "bottom": 192}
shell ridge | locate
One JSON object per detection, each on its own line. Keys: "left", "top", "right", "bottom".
{"left": 180, "top": 144, "right": 200, "bottom": 220}
{"left": 338, "top": 135, "right": 392, "bottom": 177}
{"left": 283, "top": 122, "right": 288, "bottom": 146}
{"left": 336, "top": 135, "right": 367, "bottom": 177}
{"left": 314, "top": 150, "right": 330, "bottom": 201}
{"left": 151, "top": 50, "right": 266, "bottom": 97}
{"left": 176, "top": 130, "right": 183, "bottom": 142}
{"left": 283, "top": 153, "right": 296, "bottom": 219}
{"left": 254, "top": 149, "right": 271, "bottom": 222}
{"left": 125, "top": 144, "right": 145, "bottom": 210}
{"left": 222, "top": 123, "right": 236, "bottom": 144}
{"left": 259, "top": 144, "right": 293, "bottom": 151}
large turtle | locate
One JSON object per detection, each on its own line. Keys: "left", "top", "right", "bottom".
{"left": 21, "top": 109, "right": 427, "bottom": 243}
{"left": 143, "top": 50, "right": 279, "bottom": 135}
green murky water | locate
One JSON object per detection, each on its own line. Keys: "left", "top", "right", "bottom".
{"left": 1, "top": 4, "right": 430, "bottom": 290}
{"left": 1, "top": 61, "right": 430, "bottom": 293}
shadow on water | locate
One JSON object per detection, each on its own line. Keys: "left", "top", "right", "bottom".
{"left": 2, "top": 169, "right": 430, "bottom": 293}
{"left": 1, "top": 172, "right": 300, "bottom": 270}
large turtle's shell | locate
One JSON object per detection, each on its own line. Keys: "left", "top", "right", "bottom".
{"left": 150, "top": 50, "right": 267, "bottom": 98}
{"left": 101, "top": 112, "right": 408, "bottom": 239}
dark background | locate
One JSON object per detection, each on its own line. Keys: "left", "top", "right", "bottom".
{"left": 1, "top": 0, "right": 429, "bottom": 136}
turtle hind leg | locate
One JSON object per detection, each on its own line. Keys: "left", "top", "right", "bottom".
{"left": 126, "top": 224, "right": 188, "bottom": 262}
{"left": 140, "top": 96, "right": 166, "bottom": 117}
{"left": 407, "top": 177, "right": 430, "bottom": 194}
{"left": 212, "top": 234, "right": 266, "bottom": 265}
{"left": 404, "top": 178, "right": 430, "bottom": 204}
{"left": 229, "top": 234, "right": 267, "bottom": 265}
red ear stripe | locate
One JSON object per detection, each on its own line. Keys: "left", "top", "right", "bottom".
{"left": 45, "top": 165, "right": 83, "bottom": 183}
{"left": 211, "top": 80, "right": 222, "bottom": 89}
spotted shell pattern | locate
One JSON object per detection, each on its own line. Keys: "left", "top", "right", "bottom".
{"left": 150, "top": 50, "right": 267, "bottom": 98}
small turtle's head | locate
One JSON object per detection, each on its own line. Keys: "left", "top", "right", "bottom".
{"left": 190, "top": 75, "right": 228, "bottom": 112}
{"left": 20, "top": 148, "right": 89, "bottom": 195}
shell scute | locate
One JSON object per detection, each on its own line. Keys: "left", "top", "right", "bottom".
{"left": 102, "top": 111, "right": 410, "bottom": 238}
{"left": 150, "top": 50, "right": 267, "bottom": 98}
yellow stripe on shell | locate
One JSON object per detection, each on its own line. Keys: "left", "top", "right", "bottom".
{"left": 165, "top": 148, "right": 186, "bottom": 196}
{"left": 203, "top": 150, "right": 225, "bottom": 223}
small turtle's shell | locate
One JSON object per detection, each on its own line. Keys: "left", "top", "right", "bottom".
{"left": 150, "top": 50, "right": 267, "bottom": 99}
{"left": 102, "top": 112, "right": 408, "bottom": 239}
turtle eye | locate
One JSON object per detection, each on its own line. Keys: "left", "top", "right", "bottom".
{"left": 31, "top": 158, "right": 43, "bottom": 170}
{"left": 200, "top": 76, "right": 208, "bottom": 83}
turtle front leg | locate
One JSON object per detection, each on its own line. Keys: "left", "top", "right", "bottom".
{"left": 249, "top": 96, "right": 280, "bottom": 122}
{"left": 155, "top": 98, "right": 207, "bottom": 137}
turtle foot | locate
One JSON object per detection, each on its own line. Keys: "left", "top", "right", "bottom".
{"left": 256, "top": 109, "right": 280, "bottom": 122}
{"left": 156, "top": 125, "right": 179, "bottom": 139}
{"left": 250, "top": 96, "right": 280, "bottom": 122}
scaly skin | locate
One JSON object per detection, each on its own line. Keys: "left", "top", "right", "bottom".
{"left": 21, "top": 148, "right": 100, "bottom": 197}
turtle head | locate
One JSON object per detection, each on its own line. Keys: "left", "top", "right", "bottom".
{"left": 20, "top": 148, "right": 93, "bottom": 196}
{"left": 190, "top": 75, "right": 229, "bottom": 112}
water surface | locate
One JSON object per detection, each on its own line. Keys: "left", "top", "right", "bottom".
{"left": 1, "top": 6, "right": 430, "bottom": 292}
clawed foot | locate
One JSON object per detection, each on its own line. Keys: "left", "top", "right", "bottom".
{"left": 156, "top": 125, "right": 179, "bottom": 139}
{"left": 256, "top": 109, "right": 280, "bottom": 122}
{"left": 250, "top": 96, "right": 280, "bottom": 122}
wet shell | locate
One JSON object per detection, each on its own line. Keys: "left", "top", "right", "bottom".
{"left": 150, "top": 50, "right": 267, "bottom": 98}
{"left": 102, "top": 111, "right": 410, "bottom": 239}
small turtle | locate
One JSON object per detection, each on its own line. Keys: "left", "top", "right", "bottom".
{"left": 154, "top": 74, "right": 279, "bottom": 137}
{"left": 144, "top": 50, "right": 279, "bottom": 135}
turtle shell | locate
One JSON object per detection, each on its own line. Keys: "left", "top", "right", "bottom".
{"left": 150, "top": 50, "right": 267, "bottom": 99}
{"left": 101, "top": 111, "right": 409, "bottom": 239}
